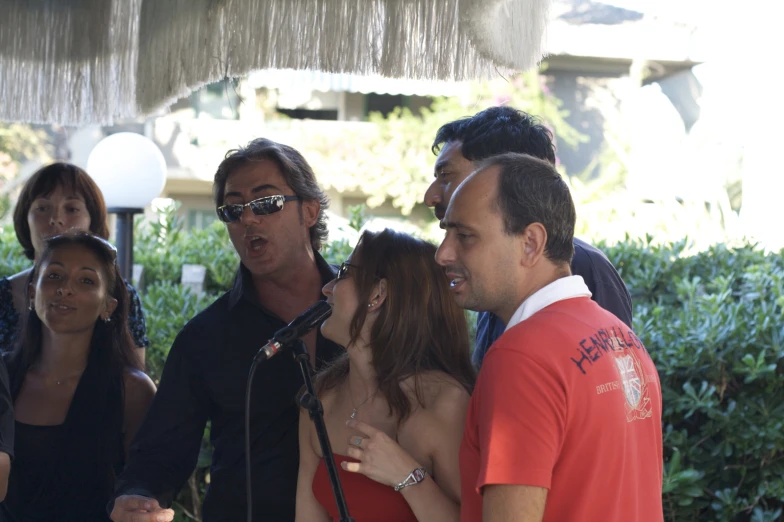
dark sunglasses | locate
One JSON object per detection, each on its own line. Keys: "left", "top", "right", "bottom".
{"left": 216, "top": 195, "right": 299, "bottom": 223}
{"left": 336, "top": 262, "right": 382, "bottom": 282}
{"left": 336, "top": 262, "right": 359, "bottom": 281}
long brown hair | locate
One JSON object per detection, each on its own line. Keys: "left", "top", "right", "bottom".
{"left": 11, "top": 231, "right": 141, "bottom": 376}
{"left": 316, "top": 229, "right": 475, "bottom": 421}
{"left": 6, "top": 232, "right": 142, "bottom": 486}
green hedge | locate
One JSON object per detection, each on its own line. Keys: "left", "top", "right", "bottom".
{"left": 1, "top": 221, "right": 782, "bottom": 521}
{"left": 605, "top": 238, "right": 784, "bottom": 522}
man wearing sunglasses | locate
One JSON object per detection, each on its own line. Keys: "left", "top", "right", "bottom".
{"left": 110, "top": 138, "right": 343, "bottom": 522}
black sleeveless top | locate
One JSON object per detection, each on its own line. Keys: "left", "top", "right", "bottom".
{"left": 0, "top": 350, "right": 126, "bottom": 522}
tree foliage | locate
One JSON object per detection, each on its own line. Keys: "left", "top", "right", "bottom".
{"left": 0, "top": 123, "right": 52, "bottom": 219}
{"left": 307, "top": 71, "right": 586, "bottom": 215}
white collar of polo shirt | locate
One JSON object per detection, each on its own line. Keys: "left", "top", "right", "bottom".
{"left": 505, "top": 275, "right": 592, "bottom": 331}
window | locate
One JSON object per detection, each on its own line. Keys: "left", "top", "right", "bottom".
{"left": 188, "top": 209, "right": 218, "bottom": 230}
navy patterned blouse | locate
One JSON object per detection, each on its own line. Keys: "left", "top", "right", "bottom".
{"left": 0, "top": 276, "right": 149, "bottom": 352}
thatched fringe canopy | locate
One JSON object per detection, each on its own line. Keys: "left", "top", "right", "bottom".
{"left": 0, "top": 0, "right": 550, "bottom": 125}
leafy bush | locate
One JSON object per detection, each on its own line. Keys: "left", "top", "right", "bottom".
{"left": 141, "top": 282, "right": 218, "bottom": 383}
{"left": 0, "top": 226, "right": 28, "bottom": 276}
{"left": 601, "top": 238, "right": 784, "bottom": 522}
{"left": 133, "top": 205, "right": 239, "bottom": 293}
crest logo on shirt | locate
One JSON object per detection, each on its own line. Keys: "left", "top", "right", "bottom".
{"left": 615, "top": 355, "right": 641, "bottom": 407}
{"left": 613, "top": 350, "right": 652, "bottom": 422}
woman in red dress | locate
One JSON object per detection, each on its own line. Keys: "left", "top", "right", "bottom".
{"left": 296, "top": 229, "right": 475, "bottom": 522}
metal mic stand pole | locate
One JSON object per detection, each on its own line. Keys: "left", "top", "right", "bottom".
{"left": 290, "top": 339, "right": 355, "bottom": 522}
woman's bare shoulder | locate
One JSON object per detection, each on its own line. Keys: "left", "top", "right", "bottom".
{"left": 123, "top": 368, "right": 156, "bottom": 399}
{"left": 404, "top": 371, "right": 470, "bottom": 413}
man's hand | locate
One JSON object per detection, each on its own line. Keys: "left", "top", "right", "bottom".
{"left": 110, "top": 495, "right": 175, "bottom": 522}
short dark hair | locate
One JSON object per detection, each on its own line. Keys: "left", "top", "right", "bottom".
{"left": 213, "top": 138, "right": 330, "bottom": 251}
{"left": 13, "top": 163, "right": 110, "bottom": 260}
{"left": 479, "top": 153, "right": 575, "bottom": 264}
{"left": 432, "top": 106, "right": 557, "bottom": 165}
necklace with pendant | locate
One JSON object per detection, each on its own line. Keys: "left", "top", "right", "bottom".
{"left": 348, "top": 380, "right": 377, "bottom": 420}
{"left": 32, "top": 364, "right": 84, "bottom": 386}
{"left": 51, "top": 374, "right": 80, "bottom": 386}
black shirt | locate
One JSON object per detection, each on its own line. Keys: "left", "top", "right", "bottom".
{"left": 473, "top": 237, "right": 633, "bottom": 368}
{"left": 2, "top": 348, "right": 125, "bottom": 522}
{"left": 0, "top": 357, "right": 13, "bottom": 461}
{"left": 112, "top": 254, "right": 342, "bottom": 521}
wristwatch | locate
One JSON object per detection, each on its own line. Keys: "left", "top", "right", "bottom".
{"left": 394, "top": 467, "right": 428, "bottom": 492}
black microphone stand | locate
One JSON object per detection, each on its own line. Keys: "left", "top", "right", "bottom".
{"left": 291, "top": 339, "right": 355, "bottom": 522}
{"left": 244, "top": 339, "right": 354, "bottom": 522}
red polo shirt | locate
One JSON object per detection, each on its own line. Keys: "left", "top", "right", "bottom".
{"left": 460, "top": 296, "right": 663, "bottom": 521}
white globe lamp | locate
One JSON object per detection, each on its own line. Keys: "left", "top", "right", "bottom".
{"left": 87, "top": 132, "right": 167, "bottom": 280}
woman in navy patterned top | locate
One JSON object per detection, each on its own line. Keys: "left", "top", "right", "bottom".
{"left": 0, "top": 163, "right": 149, "bottom": 357}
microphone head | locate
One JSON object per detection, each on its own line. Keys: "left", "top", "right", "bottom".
{"left": 304, "top": 300, "right": 333, "bottom": 329}
{"left": 273, "top": 300, "right": 333, "bottom": 346}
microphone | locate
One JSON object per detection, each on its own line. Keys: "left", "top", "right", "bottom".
{"left": 255, "top": 300, "right": 332, "bottom": 362}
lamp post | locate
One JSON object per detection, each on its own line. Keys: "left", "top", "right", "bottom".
{"left": 87, "top": 132, "right": 167, "bottom": 282}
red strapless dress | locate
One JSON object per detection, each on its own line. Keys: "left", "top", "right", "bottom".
{"left": 312, "top": 454, "right": 418, "bottom": 522}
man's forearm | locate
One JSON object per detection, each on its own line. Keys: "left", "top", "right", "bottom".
{"left": 482, "top": 484, "right": 548, "bottom": 522}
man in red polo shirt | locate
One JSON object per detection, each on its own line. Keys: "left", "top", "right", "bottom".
{"left": 436, "top": 152, "right": 663, "bottom": 522}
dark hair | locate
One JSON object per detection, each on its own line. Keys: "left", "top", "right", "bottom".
{"left": 13, "top": 163, "right": 110, "bottom": 260}
{"left": 213, "top": 138, "right": 330, "bottom": 251}
{"left": 478, "top": 153, "right": 575, "bottom": 264}
{"left": 432, "top": 106, "right": 557, "bottom": 165}
{"left": 6, "top": 232, "right": 141, "bottom": 492}
{"left": 315, "top": 229, "right": 475, "bottom": 421}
